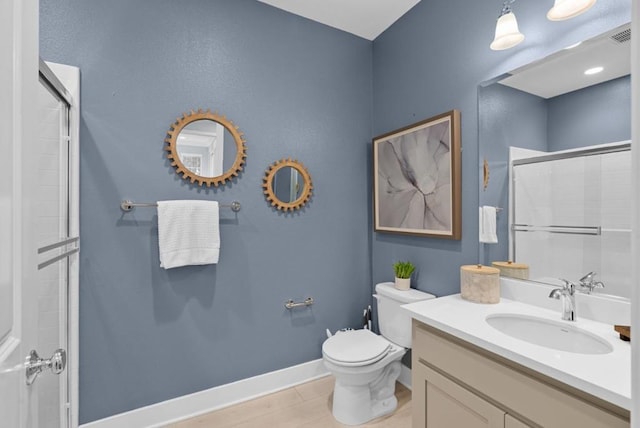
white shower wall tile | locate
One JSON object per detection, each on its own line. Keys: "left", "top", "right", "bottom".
{"left": 37, "top": 182, "right": 60, "bottom": 201}
{"left": 600, "top": 152, "right": 631, "bottom": 229}
{"left": 38, "top": 287, "right": 59, "bottom": 310}
{"left": 35, "top": 201, "right": 62, "bottom": 219}
{"left": 38, "top": 152, "right": 59, "bottom": 171}
{"left": 37, "top": 326, "right": 60, "bottom": 355}
{"left": 599, "top": 232, "right": 631, "bottom": 298}
{"left": 38, "top": 168, "right": 60, "bottom": 186}
{"left": 514, "top": 164, "right": 552, "bottom": 224}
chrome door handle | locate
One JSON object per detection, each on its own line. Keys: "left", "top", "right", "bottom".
{"left": 25, "top": 348, "right": 67, "bottom": 385}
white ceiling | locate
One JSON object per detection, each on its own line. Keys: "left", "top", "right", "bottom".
{"left": 499, "top": 24, "right": 631, "bottom": 99}
{"left": 257, "top": 0, "right": 421, "bottom": 40}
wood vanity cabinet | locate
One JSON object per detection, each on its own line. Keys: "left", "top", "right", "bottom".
{"left": 411, "top": 320, "right": 630, "bottom": 428}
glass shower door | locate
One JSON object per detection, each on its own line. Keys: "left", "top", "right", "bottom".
{"left": 512, "top": 149, "right": 631, "bottom": 298}
{"left": 35, "top": 69, "right": 76, "bottom": 428}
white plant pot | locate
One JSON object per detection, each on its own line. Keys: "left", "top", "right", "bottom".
{"left": 395, "top": 277, "right": 410, "bottom": 290}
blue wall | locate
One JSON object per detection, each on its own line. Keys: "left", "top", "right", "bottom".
{"left": 40, "top": 0, "right": 373, "bottom": 423}
{"left": 547, "top": 76, "right": 631, "bottom": 150}
{"left": 371, "top": 0, "right": 630, "bottom": 296}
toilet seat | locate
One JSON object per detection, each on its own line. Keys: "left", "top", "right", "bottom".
{"left": 322, "top": 330, "right": 392, "bottom": 367}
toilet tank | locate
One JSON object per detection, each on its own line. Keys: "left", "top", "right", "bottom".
{"left": 374, "top": 282, "right": 435, "bottom": 348}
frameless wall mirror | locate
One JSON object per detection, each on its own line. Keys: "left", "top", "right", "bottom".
{"left": 478, "top": 23, "right": 631, "bottom": 300}
{"left": 263, "top": 159, "right": 313, "bottom": 211}
{"left": 165, "top": 109, "right": 247, "bottom": 187}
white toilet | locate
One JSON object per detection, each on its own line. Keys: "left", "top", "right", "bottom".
{"left": 322, "top": 282, "right": 435, "bottom": 425}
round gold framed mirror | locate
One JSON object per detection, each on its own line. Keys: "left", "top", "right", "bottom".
{"left": 165, "top": 109, "right": 247, "bottom": 187}
{"left": 262, "top": 159, "right": 313, "bottom": 211}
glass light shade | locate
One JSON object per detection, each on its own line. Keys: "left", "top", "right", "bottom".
{"left": 490, "top": 12, "right": 525, "bottom": 51}
{"left": 547, "top": 0, "right": 597, "bottom": 21}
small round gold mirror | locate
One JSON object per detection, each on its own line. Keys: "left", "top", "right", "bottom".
{"left": 165, "top": 109, "right": 247, "bottom": 187}
{"left": 263, "top": 159, "right": 313, "bottom": 211}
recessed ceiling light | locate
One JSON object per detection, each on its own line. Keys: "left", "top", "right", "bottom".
{"left": 564, "top": 41, "right": 582, "bottom": 49}
{"left": 584, "top": 66, "right": 604, "bottom": 75}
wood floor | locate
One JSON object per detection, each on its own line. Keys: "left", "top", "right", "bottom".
{"left": 168, "top": 376, "right": 412, "bottom": 428}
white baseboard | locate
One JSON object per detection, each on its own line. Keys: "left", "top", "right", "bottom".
{"left": 81, "top": 359, "right": 329, "bottom": 428}
{"left": 398, "top": 364, "right": 412, "bottom": 390}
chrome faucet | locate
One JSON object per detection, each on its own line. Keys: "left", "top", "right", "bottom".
{"left": 578, "top": 271, "right": 605, "bottom": 294}
{"left": 548, "top": 279, "right": 576, "bottom": 321}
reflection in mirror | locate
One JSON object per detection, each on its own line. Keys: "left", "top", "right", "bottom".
{"left": 478, "top": 23, "right": 631, "bottom": 300}
{"left": 165, "top": 109, "right": 247, "bottom": 187}
{"left": 263, "top": 159, "right": 313, "bottom": 212}
{"left": 273, "top": 166, "right": 305, "bottom": 203}
{"left": 176, "top": 120, "right": 237, "bottom": 178}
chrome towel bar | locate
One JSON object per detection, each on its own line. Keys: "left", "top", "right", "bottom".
{"left": 285, "top": 297, "right": 314, "bottom": 310}
{"left": 37, "top": 237, "right": 80, "bottom": 271}
{"left": 120, "top": 199, "right": 241, "bottom": 213}
{"left": 38, "top": 237, "right": 79, "bottom": 254}
{"left": 512, "top": 224, "right": 601, "bottom": 235}
{"left": 38, "top": 248, "right": 79, "bottom": 271}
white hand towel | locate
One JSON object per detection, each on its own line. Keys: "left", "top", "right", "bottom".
{"left": 157, "top": 200, "right": 220, "bottom": 269}
{"left": 479, "top": 206, "right": 498, "bottom": 244}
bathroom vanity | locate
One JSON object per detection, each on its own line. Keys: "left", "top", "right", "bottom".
{"left": 403, "top": 294, "right": 631, "bottom": 428}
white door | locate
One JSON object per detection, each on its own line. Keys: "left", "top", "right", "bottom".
{"left": 0, "top": 0, "right": 73, "bottom": 427}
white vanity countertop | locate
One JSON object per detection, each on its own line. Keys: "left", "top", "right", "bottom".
{"left": 402, "top": 295, "right": 631, "bottom": 410}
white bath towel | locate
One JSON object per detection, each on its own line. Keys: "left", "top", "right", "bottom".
{"left": 157, "top": 200, "right": 220, "bottom": 269}
{"left": 479, "top": 206, "right": 498, "bottom": 244}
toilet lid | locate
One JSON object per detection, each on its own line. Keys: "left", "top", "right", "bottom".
{"left": 322, "top": 330, "right": 391, "bottom": 365}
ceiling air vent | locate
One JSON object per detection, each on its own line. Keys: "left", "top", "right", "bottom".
{"left": 610, "top": 28, "right": 631, "bottom": 44}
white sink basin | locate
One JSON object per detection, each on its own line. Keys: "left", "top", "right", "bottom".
{"left": 486, "top": 314, "right": 613, "bottom": 355}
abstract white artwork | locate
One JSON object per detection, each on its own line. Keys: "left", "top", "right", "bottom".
{"left": 373, "top": 110, "right": 461, "bottom": 239}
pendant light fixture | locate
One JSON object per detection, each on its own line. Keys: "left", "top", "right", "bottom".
{"left": 490, "top": 0, "right": 525, "bottom": 51}
{"left": 547, "top": 0, "right": 597, "bottom": 21}
{"left": 490, "top": 0, "right": 598, "bottom": 51}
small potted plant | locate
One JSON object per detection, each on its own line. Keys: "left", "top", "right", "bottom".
{"left": 393, "top": 261, "right": 415, "bottom": 290}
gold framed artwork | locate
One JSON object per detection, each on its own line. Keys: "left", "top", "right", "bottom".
{"left": 373, "top": 110, "right": 461, "bottom": 239}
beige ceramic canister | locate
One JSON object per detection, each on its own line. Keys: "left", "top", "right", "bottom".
{"left": 492, "top": 261, "right": 529, "bottom": 280}
{"left": 460, "top": 264, "right": 500, "bottom": 304}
